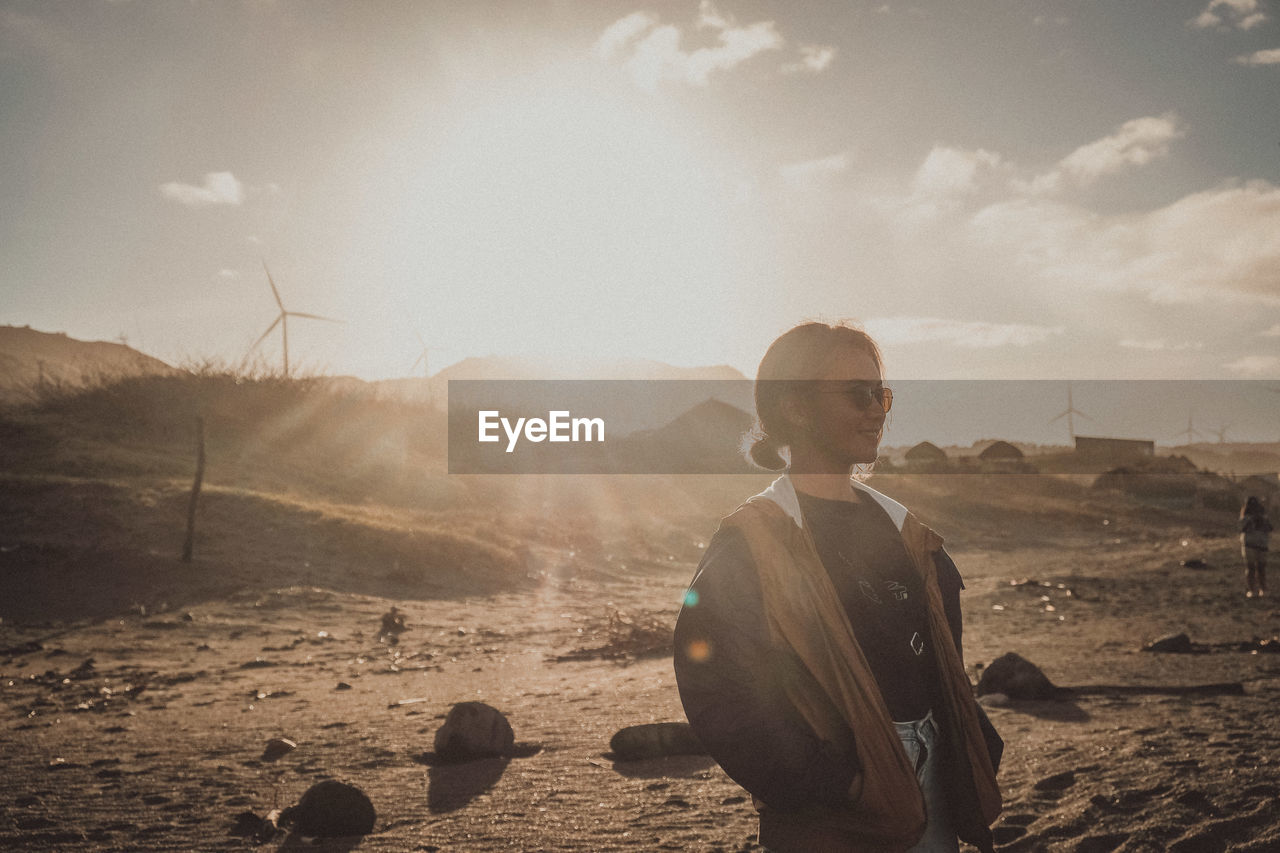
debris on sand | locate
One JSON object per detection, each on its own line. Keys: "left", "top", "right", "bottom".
{"left": 552, "top": 608, "right": 673, "bottom": 663}
{"left": 433, "top": 701, "right": 515, "bottom": 763}
{"left": 977, "top": 652, "right": 1059, "bottom": 700}
{"left": 609, "top": 722, "right": 707, "bottom": 761}
{"left": 1009, "top": 578, "right": 1076, "bottom": 598}
{"left": 229, "top": 809, "right": 281, "bottom": 843}
{"left": 378, "top": 606, "right": 409, "bottom": 645}
{"left": 279, "top": 779, "right": 376, "bottom": 838}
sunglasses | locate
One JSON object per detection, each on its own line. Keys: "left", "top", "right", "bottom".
{"left": 810, "top": 383, "right": 894, "bottom": 413}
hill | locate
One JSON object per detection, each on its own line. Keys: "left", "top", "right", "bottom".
{"left": 0, "top": 325, "right": 177, "bottom": 405}
{"left": 370, "top": 355, "right": 748, "bottom": 404}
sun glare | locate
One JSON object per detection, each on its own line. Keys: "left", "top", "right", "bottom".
{"left": 381, "top": 66, "right": 739, "bottom": 365}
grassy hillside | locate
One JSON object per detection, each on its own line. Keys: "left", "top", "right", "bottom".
{"left": 0, "top": 370, "right": 1242, "bottom": 626}
{"left": 0, "top": 372, "right": 769, "bottom": 624}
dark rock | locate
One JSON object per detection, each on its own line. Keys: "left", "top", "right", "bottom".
{"left": 433, "top": 701, "right": 514, "bottom": 762}
{"left": 1144, "top": 633, "right": 1194, "bottom": 653}
{"left": 228, "top": 810, "right": 263, "bottom": 837}
{"left": 261, "top": 737, "right": 296, "bottom": 762}
{"left": 279, "top": 780, "right": 375, "bottom": 838}
{"left": 610, "top": 722, "right": 707, "bottom": 760}
{"left": 976, "top": 652, "right": 1058, "bottom": 700}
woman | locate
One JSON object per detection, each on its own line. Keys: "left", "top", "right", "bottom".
{"left": 1240, "top": 496, "right": 1272, "bottom": 598}
{"left": 674, "top": 322, "right": 1002, "bottom": 853}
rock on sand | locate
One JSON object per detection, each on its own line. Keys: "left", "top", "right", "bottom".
{"left": 610, "top": 722, "right": 706, "bottom": 761}
{"left": 279, "top": 779, "right": 375, "bottom": 838}
{"left": 977, "top": 652, "right": 1058, "bottom": 700}
{"left": 433, "top": 701, "right": 515, "bottom": 762}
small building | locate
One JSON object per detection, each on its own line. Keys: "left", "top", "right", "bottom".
{"left": 904, "top": 441, "right": 948, "bottom": 467}
{"left": 1074, "top": 436, "right": 1155, "bottom": 465}
{"left": 978, "top": 440, "right": 1023, "bottom": 462}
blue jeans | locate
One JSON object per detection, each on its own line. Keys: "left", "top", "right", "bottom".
{"left": 894, "top": 711, "right": 959, "bottom": 853}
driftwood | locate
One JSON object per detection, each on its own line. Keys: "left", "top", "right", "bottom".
{"left": 181, "top": 416, "right": 205, "bottom": 564}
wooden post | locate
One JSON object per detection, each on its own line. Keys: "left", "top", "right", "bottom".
{"left": 181, "top": 416, "right": 205, "bottom": 563}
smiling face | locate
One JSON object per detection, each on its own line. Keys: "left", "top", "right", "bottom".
{"left": 786, "top": 344, "right": 887, "bottom": 474}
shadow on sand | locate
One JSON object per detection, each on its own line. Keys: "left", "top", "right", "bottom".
{"left": 277, "top": 832, "right": 363, "bottom": 852}
{"left": 417, "top": 744, "right": 541, "bottom": 814}
{"left": 606, "top": 753, "right": 718, "bottom": 779}
{"left": 995, "top": 699, "right": 1091, "bottom": 722}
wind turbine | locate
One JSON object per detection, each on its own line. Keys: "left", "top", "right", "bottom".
{"left": 1209, "top": 424, "right": 1232, "bottom": 444}
{"left": 410, "top": 332, "right": 430, "bottom": 378}
{"left": 248, "top": 263, "right": 341, "bottom": 378}
{"left": 1049, "top": 381, "right": 1091, "bottom": 442}
{"left": 1171, "top": 410, "right": 1206, "bottom": 446}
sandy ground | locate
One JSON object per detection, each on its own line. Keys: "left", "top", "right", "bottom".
{"left": 3, "top": 511, "right": 1280, "bottom": 851}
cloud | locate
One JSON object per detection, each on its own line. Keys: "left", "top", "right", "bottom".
{"left": 160, "top": 172, "right": 245, "bottom": 207}
{"left": 913, "top": 146, "right": 1003, "bottom": 199}
{"left": 593, "top": 11, "right": 656, "bottom": 60}
{"left": 863, "top": 316, "right": 1065, "bottom": 349}
{"left": 968, "top": 179, "right": 1280, "bottom": 306}
{"left": 595, "top": 2, "right": 786, "bottom": 90}
{"left": 1225, "top": 355, "right": 1280, "bottom": 375}
{"left": 779, "top": 151, "right": 851, "bottom": 188}
{"left": 216, "top": 268, "right": 240, "bottom": 280}
{"left": 1190, "top": 0, "right": 1268, "bottom": 30}
{"left": 1027, "top": 114, "right": 1183, "bottom": 193}
{"left": 782, "top": 44, "right": 836, "bottom": 74}
{"left": 1234, "top": 47, "right": 1280, "bottom": 65}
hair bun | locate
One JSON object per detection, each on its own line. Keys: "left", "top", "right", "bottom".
{"left": 746, "top": 432, "right": 787, "bottom": 471}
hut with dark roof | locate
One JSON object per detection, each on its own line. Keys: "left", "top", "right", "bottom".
{"left": 978, "top": 440, "right": 1029, "bottom": 471}
{"left": 905, "top": 441, "right": 948, "bottom": 471}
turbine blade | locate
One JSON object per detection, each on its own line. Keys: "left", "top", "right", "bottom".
{"left": 411, "top": 353, "right": 426, "bottom": 370}
{"left": 287, "top": 311, "right": 342, "bottom": 323}
{"left": 262, "top": 262, "right": 285, "bottom": 311}
{"left": 249, "top": 316, "right": 282, "bottom": 352}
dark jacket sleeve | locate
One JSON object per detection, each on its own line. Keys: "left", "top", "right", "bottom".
{"left": 933, "top": 548, "right": 965, "bottom": 661}
{"left": 934, "top": 547, "right": 1004, "bottom": 773}
{"left": 674, "top": 526, "right": 859, "bottom": 811}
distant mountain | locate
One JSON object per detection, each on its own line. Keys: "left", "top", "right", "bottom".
{"left": 369, "top": 355, "right": 748, "bottom": 404}
{"left": 0, "top": 325, "right": 177, "bottom": 405}
{"left": 618, "top": 397, "right": 756, "bottom": 473}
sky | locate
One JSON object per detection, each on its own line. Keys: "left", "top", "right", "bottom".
{"left": 2, "top": 0, "right": 1279, "bottom": 388}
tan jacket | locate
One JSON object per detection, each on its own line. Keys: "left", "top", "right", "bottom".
{"left": 721, "top": 475, "right": 1001, "bottom": 853}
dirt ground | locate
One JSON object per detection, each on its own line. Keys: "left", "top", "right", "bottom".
{"left": 3, "top": 484, "right": 1280, "bottom": 852}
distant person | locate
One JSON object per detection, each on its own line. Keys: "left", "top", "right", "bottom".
{"left": 674, "top": 322, "right": 1002, "bottom": 853}
{"left": 378, "top": 606, "right": 409, "bottom": 644}
{"left": 1240, "top": 496, "right": 1272, "bottom": 598}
